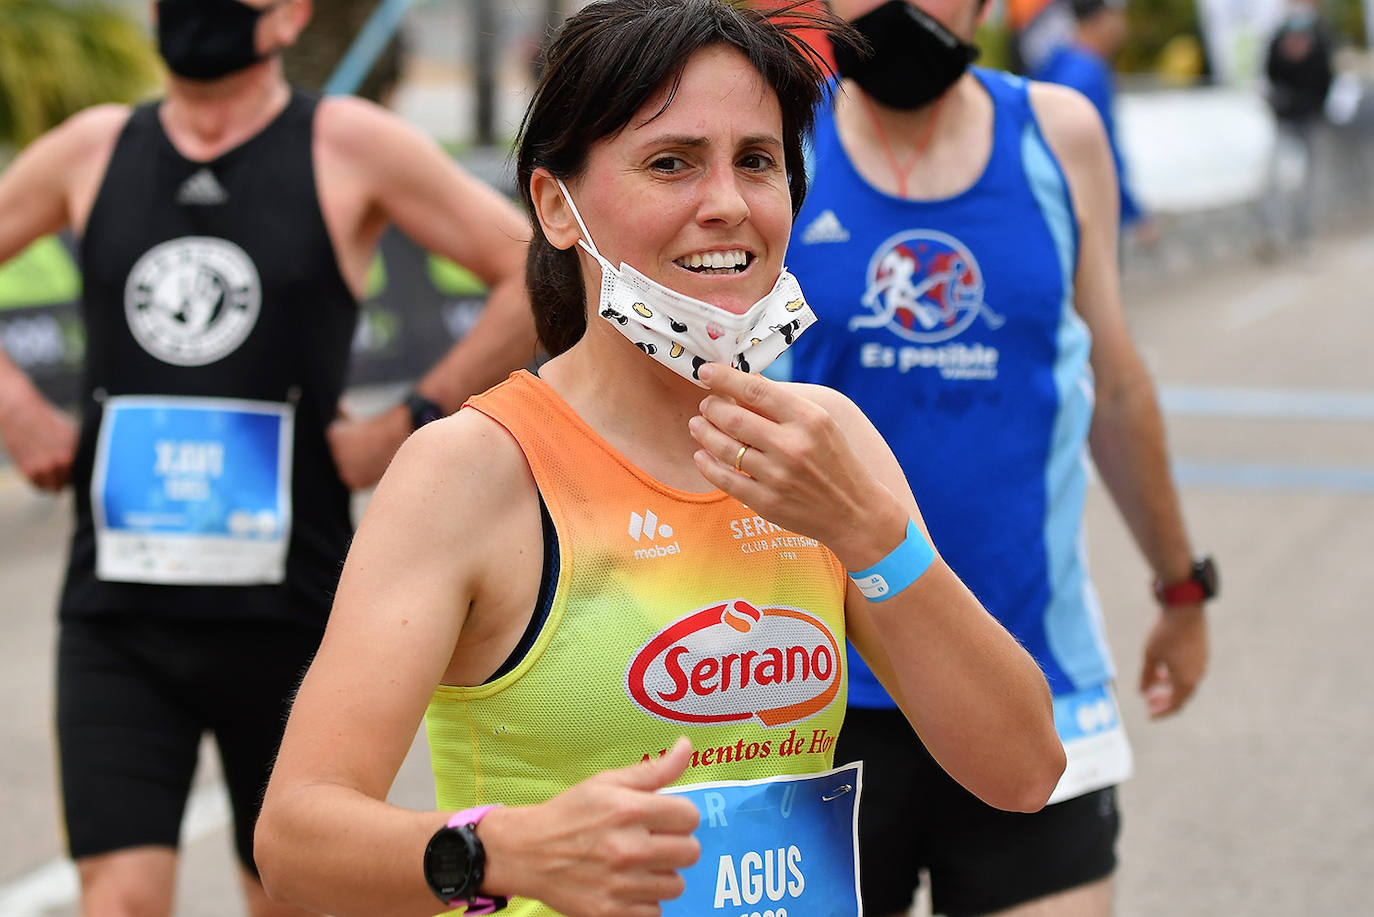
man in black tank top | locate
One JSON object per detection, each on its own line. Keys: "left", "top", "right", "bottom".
{"left": 0, "top": 1, "right": 535, "bottom": 914}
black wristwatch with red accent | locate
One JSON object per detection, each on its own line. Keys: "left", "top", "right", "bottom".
{"left": 1153, "top": 556, "right": 1218, "bottom": 606}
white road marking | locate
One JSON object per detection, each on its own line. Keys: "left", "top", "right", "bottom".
{"left": 1223, "top": 273, "right": 1304, "bottom": 328}
{"left": 1160, "top": 385, "right": 1374, "bottom": 422}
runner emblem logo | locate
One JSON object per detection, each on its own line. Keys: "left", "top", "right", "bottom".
{"left": 626, "top": 599, "right": 841, "bottom": 728}
{"left": 850, "top": 228, "right": 1005, "bottom": 344}
{"left": 124, "top": 236, "right": 261, "bottom": 366}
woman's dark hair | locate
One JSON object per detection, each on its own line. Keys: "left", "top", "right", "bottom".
{"left": 515, "top": 0, "right": 853, "bottom": 356}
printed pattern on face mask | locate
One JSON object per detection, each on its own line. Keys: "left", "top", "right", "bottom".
{"left": 596, "top": 260, "right": 815, "bottom": 382}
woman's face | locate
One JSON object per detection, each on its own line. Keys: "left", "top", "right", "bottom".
{"left": 565, "top": 45, "right": 793, "bottom": 317}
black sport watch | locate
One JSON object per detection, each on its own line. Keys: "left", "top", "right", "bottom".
{"left": 422, "top": 807, "right": 506, "bottom": 912}
{"left": 404, "top": 391, "right": 444, "bottom": 431}
{"left": 1153, "top": 555, "right": 1219, "bottom": 606}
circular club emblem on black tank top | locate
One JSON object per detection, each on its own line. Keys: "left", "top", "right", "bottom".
{"left": 124, "top": 236, "right": 262, "bottom": 366}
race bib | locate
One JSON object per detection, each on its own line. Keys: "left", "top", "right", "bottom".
{"left": 1046, "top": 683, "right": 1134, "bottom": 804}
{"left": 91, "top": 395, "right": 293, "bottom": 585}
{"left": 661, "top": 763, "right": 862, "bottom": 917}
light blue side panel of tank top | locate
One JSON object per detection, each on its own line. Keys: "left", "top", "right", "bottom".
{"left": 1021, "top": 121, "right": 1115, "bottom": 690}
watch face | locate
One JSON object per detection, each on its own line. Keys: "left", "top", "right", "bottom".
{"left": 1196, "top": 556, "right": 1219, "bottom": 597}
{"left": 407, "top": 394, "right": 445, "bottom": 429}
{"left": 424, "top": 827, "right": 473, "bottom": 898}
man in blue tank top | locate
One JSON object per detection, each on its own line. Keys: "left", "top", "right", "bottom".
{"left": 772, "top": 1, "right": 1216, "bottom": 914}
{"left": 0, "top": 1, "right": 535, "bottom": 914}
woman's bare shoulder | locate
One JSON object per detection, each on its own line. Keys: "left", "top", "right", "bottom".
{"left": 361, "top": 405, "right": 536, "bottom": 537}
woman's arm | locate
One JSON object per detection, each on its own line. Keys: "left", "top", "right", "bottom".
{"left": 689, "top": 364, "right": 1065, "bottom": 812}
{"left": 255, "top": 411, "right": 512, "bottom": 914}
{"left": 255, "top": 411, "right": 700, "bottom": 917}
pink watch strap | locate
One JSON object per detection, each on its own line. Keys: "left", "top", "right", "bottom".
{"left": 447, "top": 804, "right": 500, "bottom": 830}
{"left": 446, "top": 805, "right": 503, "bottom": 913}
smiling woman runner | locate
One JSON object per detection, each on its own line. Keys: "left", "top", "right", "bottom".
{"left": 254, "top": 2, "right": 1065, "bottom": 915}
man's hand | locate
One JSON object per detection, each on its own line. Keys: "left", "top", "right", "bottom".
{"left": 1131, "top": 217, "right": 1162, "bottom": 249}
{"left": 480, "top": 737, "right": 701, "bottom": 917}
{"left": 326, "top": 404, "right": 412, "bottom": 491}
{"left": 0, "top": 389, "right": 77, "bottom": 492}
{"left": 1140, "top": 604, "right": 1208, "bottom": 718}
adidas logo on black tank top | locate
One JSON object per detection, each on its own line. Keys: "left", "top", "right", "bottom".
{"left": 176, "top": 168, "right": 228, "bottom": 206}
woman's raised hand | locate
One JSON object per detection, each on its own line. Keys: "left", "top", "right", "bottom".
{"left": 687, "top": 363, "right": 907, "bottom": 571}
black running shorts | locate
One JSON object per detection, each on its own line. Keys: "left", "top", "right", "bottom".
{"left": 56, "top": 614, "right": 324, "bottom": 872}
{"left": 836, "top": 705, "right": 1119, "bottom": 917}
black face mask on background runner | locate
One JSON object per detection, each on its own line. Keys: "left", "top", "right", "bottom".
{"left": 833, "top": 0, "right": 980, "bottom": 110}
{"left": 157, "top": 0, "right": 273, "bottom": 82}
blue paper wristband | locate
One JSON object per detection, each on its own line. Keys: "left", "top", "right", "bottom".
{"left": 848, "top": 519, "right": 935, "bottom": 601}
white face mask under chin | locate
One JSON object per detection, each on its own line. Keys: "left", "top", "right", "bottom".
{"left": 555, "top": 178, "right": 816, "bottom": 387}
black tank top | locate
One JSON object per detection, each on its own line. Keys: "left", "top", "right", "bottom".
{"left": 62, "top": 91, "right": 358, "bottom": 625}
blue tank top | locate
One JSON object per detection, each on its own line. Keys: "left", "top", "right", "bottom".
{"left": 779, "top": 70, "right": 1113, "bottom": 703}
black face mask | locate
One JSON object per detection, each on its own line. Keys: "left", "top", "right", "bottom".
{"left": 833, "top": 1, "right": 980, "bottom": 110}
{"left": 157, "top": 0, "right": 272, "bottom": 81}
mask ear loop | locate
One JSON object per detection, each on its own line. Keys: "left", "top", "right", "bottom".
{"left": 554, "top": 178, "right": 606, "bottom": 263}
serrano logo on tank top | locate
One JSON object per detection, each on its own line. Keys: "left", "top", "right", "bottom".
{"left": 851, "top": 229, "right": 1005, "bottom": 345}
{"left": 124, "top": 236, "right": 261, "bottom": 366}
{"left": 626, "top": 600, "right": 841, "bottom": 728}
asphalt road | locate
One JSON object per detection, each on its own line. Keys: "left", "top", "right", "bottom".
{"left": 2, "top": 229, "right": 1372, "bottom": 915}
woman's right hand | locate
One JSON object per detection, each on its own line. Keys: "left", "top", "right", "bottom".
{"left": 480, "top": 737, "right": 702, "bottom": 916}
{"left": 688, "top": 363, "right": 909, "bottom": 572}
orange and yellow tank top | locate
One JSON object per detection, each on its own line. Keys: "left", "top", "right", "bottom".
{"left": 425, "top": 370, "right": 849, "bottom": 832}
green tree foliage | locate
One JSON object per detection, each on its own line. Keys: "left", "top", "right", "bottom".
{"left": 0, "top": 0, "right": 161, "bottom": 150}
{"left": 1330, "top": 0, "right": 1367, "bottom": 47}
{"left": 975, "top": 19, "right": 1013, "bottom": 71}
{"left": 1117, "top": 0, "right": 1203, "bottom": 73}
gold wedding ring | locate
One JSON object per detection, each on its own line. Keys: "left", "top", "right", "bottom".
{"left": 733, "top": 443, "right": 750, "bottom": 472}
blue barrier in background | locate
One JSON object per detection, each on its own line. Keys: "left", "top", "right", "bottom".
{"left": 323, "top": 0, "right": 417, "bottom": 96}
